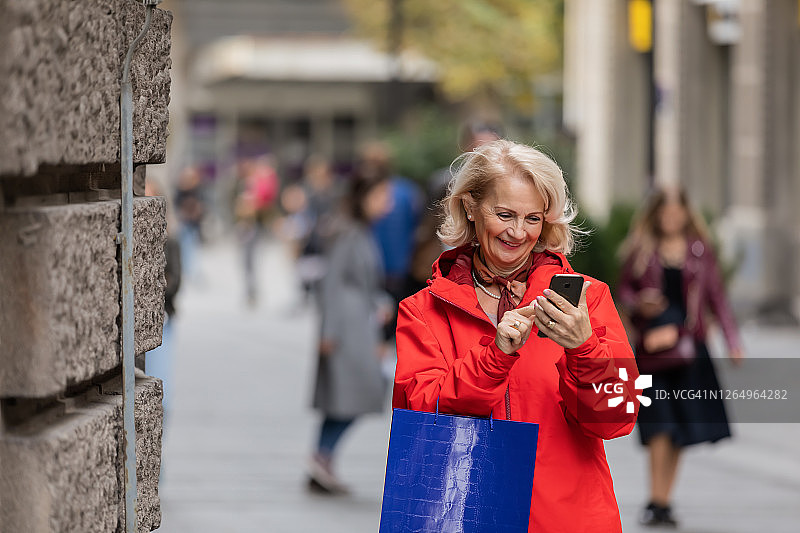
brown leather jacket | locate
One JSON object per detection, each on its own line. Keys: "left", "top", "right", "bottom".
{"left": 617, "top": 238, "right": 741, "bottom": 352}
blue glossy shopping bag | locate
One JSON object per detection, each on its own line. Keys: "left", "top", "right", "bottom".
{"left": 379, "top": 406, "right": 539, "bottom": 533}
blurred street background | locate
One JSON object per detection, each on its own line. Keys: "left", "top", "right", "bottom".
{"left": 145, "top": 0, "right": 800, "bottom": 531}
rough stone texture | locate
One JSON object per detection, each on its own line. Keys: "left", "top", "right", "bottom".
{"left": 99, "top": 373, "right": 163, "bottom": 533}
{"left": 0, "top": 0, "right": 172, "bottom": 177}
{"left": 133, "top": 196, "right": 167, "bottom": 354}
{"left": 133, "top": 376, "right": 163, "bottom": 532}
{"left": 0, "top": 201, "right": 119, "bottom": 397}
{"left": 0, "top": 374, "right": 163, "bottom": 533}
{"left": 0, "top": 198, "right": 166, "bottom": 398}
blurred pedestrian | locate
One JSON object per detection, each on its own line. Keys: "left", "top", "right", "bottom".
{"left": 427, "top": 118, "right": 505, "bottom": 203}
{"left": 233, "top": 155, "right": 279, "bottom": 307}
{"left": 409, "top": 119, "right": 503, "bottom": 291}
{"left": 617, "top": 184, "right": 744, "bottom": 527}
{"left": 393, "top": 140, "right": 640, "bottom": 531}
{"left": 174, "top": 166, "right": 205, "bottom": 281}
{"left": 308, "top": 175, "right": 393, "bottom": 494}
{"left": 144, "top": 179, "right": 182, "bottom": 423}
{"left": 295, "top": 155, "right": 344, "bottom": 303}
{"left": 356, "top": 142, "right": 424, "bottom": 339}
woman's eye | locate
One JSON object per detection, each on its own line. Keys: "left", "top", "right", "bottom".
{"left": 526, "top": 216, "right": 541, "bottom": 223}
{"left": 497, "top": 212, "right": 513, "bottom": 220}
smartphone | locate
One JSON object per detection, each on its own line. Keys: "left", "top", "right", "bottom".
{"left": 537, "top": 274, "right": 585, "bottom": 337}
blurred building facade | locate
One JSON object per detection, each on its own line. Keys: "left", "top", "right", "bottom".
{"left": 564, "top": 0, "right": 800, "bottom": 321}
{"left": 161, "top": 0, "right": 436, "bottom": 189}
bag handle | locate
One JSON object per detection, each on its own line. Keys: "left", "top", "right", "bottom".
{"left": 435, "top": 397, "right": 494, "bottom": 431}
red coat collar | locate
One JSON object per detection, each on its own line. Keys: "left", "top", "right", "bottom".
{"left": 428, "top": 244, "right": 573, "bottom": 316}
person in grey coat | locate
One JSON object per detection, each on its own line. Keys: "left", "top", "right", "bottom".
{"left": 309, "top": 174, "right": 393, "bottom": 494}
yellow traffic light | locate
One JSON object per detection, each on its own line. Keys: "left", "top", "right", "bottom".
{"left": 629, "top": 0, "right": 653, "bottom": 52}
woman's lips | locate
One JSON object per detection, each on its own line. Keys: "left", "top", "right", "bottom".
{"left": 498, "top": 237, "right": 522, "bottom": 248}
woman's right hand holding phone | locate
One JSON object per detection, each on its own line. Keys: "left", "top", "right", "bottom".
{"left": 533, "top": 282, "right": 593, "bottom": 349}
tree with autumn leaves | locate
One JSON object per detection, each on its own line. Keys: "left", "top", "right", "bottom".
{"left": 342, "top": 0, "right": 564, "bottom": 111}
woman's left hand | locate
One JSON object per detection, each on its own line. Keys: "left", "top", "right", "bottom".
{"left": 729, "top": 347, "right": 745, "bottom": 367}
{"left": 533, "top": 281, "right": 593, "bottom": 350}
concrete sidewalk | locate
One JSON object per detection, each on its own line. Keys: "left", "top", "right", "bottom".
{"left": 154, "top": 239, "right": 800, "bottom": 532}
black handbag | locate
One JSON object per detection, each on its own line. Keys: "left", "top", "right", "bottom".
{"left": 636, "top": 324, "right": 696, "bottom": 374}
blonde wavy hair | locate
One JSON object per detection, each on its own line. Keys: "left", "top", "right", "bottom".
{"left": 437, "top": 139, "right": 579, "bottom": 255}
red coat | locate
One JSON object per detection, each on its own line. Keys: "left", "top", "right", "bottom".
{"left": 393, "top": 245, "right": 640, "bottom": 533}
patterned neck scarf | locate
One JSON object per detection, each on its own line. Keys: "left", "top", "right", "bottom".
{"left": 472, "top": 247, "right": 534, "bottom": 323}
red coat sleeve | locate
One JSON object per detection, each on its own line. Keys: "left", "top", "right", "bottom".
{"left": 393, "top": 297, "right": 519, "bottom": 417}
{"left": 555, "top": 282, "right": 640, "bottom": 440}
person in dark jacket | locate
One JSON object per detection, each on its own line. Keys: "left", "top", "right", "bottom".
{"left": 617, "top": 184, "right": 744, "bottom": 527}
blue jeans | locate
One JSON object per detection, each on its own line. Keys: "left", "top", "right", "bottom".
{"left": 317, "top": 416, "right": 355, "bottom": 457}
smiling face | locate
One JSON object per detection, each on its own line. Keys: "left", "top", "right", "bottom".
{"left": 467, "top": 173, "right": 546, "bottom": 275}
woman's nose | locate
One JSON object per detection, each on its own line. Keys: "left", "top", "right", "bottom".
{"left": 507, "top": 220, "right": 525, "bottom": 238}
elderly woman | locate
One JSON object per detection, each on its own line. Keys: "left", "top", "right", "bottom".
{"left": 393, "top": 140, "right": 639, "bottom": 532}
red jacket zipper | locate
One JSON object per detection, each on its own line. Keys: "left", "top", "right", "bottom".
{"left": 431, "top": 290, "right": 512, "bottom": 420}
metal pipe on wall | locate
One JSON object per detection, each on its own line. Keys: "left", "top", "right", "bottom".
{"left": 120, "top": 2, "right": 159, "bottom": 531}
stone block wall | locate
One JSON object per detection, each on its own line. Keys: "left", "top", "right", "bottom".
{"left": 0, "top": 375, "right": 163, "bottom": 533}
{"left": 0, "top": 1, "right": 172, "bottom": 531}
{"left": 0, "top": 0, "right": 172, "bottom": 176}
{"left": 0, "top": 198, "right": 165, "bottom": 398}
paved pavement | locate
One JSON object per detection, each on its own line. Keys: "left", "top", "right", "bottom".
{"left": 153, "top": 238, "right": 800, "bottom": 532}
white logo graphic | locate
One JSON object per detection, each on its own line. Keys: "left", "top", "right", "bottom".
{"left": 607, "top": 368, "right": 652, "bottom": 413}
